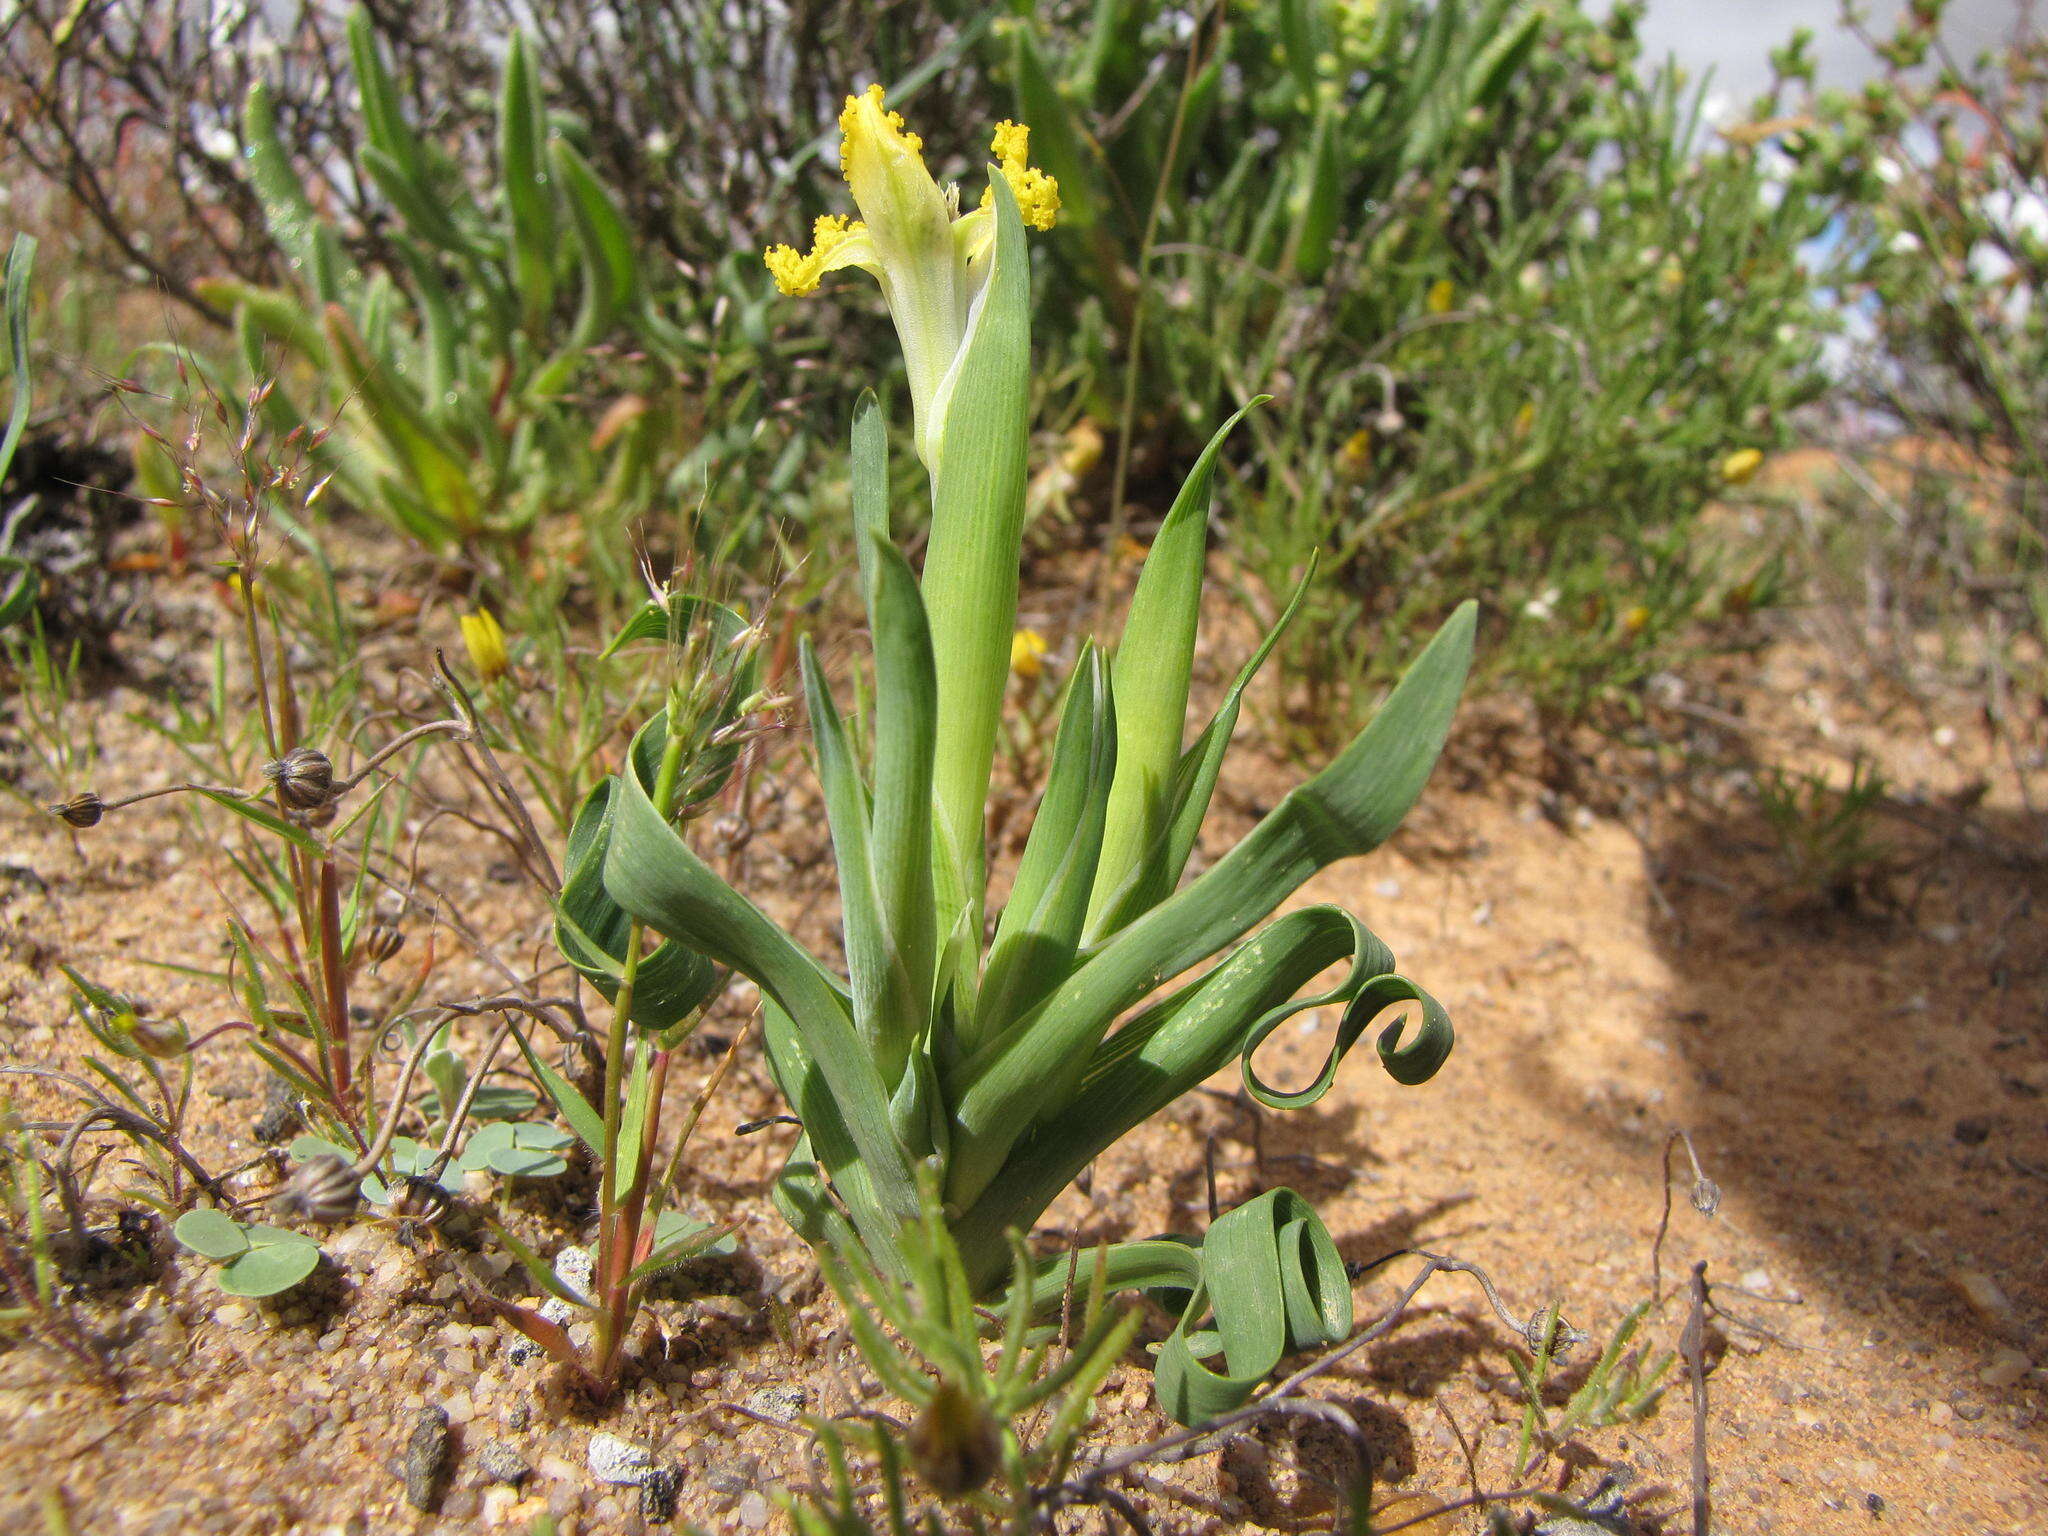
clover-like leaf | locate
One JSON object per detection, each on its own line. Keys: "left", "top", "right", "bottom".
{"left": 217, "top": 1224, "right": 322, "bottom": 1297}
{"left": 173, "top": 1207, "right": 251, "bottom": 1261}
{"left": 459, "top": 1120, "right": 572, "bottom": 1179}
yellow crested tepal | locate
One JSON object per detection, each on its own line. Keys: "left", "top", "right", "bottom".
{"left": 764, "top": 85, "right": 1059, "bottom": 473}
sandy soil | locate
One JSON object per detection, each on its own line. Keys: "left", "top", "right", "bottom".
{"left": 1, "top": 569, "right": 2043, "bottom": 1535}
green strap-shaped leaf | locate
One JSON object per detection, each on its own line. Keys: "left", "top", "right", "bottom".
{"left": 1017, "top": 1189, "right": 1352, "bottom": 1426}
{"left": 975, "top": 647, "right": 1116, "bottom": 1049}
{"left": 0, "top": 235, "right": 34, "bottom": 490}
{"left": 1008, "top": 22, "right": 1096, "bottom": 230}
{"left": 1087, "top": 399, "right": 1265, "bottom": 944}
{"left": 600, "top": 754, "right": 918, "bottom": 1231}
{"left": 553, "top": 771, "right": 720, "bottom": 1034}
{"left": 498, "top": 33, "right": 556, "bottom": 330}
{"left": 553, "top": 138, "right": 641, "bottom": 337}
{"left": 801, "top": 637, "right": 891, "bottom": 1061}
{"left": 953, "top": 904, "right": 1448, "bottom": 1284}
{"left": 849, "top": 391, "right": 888, "bottom": 614}
{"left": 945, "top": 601, "right": 1475, "bottom": 1212}
{"left": 321, "top": 304, "right": 477, "bottom": 540}
{"left": 243, "top": 82, "right": 349, "bottom": 305}
{"left": 863, "top": 533, "right": 938, "bottom": 1077}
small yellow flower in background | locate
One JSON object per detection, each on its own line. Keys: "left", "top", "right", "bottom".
{"left": 461, "top": 607, "right": 510, "bottom": 682}
{"left": 1114, "top": 534, "right": 1150, "bottom": 564}
{"left": 1009, "top": 628, "right": 1050, "bottom": 680}
{"left": 1656, "top": 260, "right": 1684, "bottom": 297}
{"left": 1059, "top": 419, "right": 1104, "bottom": 478}
{"left": 1426, "top": 278, "right": 1456, "bottom": 314}
{"left": 1510, "top": 402, "right": 1537, "bottom": 440}
{"left": 1335, "top": 428, "right": 1374, "bottom": 482}
{"left": 1620, "top": 604, "right": 1651, "bottom": 636}
{"left": 762, "top": 85, "right": 1060, "bottom": 473}
{"left": 1720, "top": 447, "right": 1764, "bottom": 485}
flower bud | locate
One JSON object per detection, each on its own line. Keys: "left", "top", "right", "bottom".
{"left": 264, "top": 746, "right": 335, "bottom": 811}
{"left": 460, "top": 607, "right": 510, "bottom": 683}
{"left": 906, "top": 1380, "right": 1003, "bottom": 1498}
{"left": 356, "top": 921, "right": 405, "bottom": 968}
{"left": 52, "top": 792, "right": 105, "bottom": 828}
{"left": 272, "top": 1153, "right": 361, "bottom": 1224}
{"left": 387, "top": 1175, "right": 452, "bottom": 1228}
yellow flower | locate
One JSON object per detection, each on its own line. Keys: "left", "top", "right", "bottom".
{"left": 1426, "top": 277, "right": 1456, "bottom": 314}
{"left": 1620, "top": 604, "right": 1651, "bottom": 636}
{"left": 1058, "top": 419, "right": 1104, "bottom": 478}
{"left": 1720, "top": 447, "right": 1764, "bottom": 485}
{"left": 1335, "top": 428, "right": 1374, "bottom": 482}
{"left": 460, "top": 607, "right": 510, "bottom": 682}
{"left": 763, "top": 86, "right": 1059, "bottom": 473}
{"left": 1009, "top": 628, "right": 1050, "bottom": 679}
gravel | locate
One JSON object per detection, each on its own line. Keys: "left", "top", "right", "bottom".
{"left": 475, "top": 1439, "right": 531, "bottom": 1485}
{"left": 588, "top": 1431, "right": 654, "bottom": 1486}
{"left": 400, "top": 1406, "right": 451, "bottom": 1512}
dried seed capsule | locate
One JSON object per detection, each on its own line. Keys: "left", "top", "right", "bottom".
{"left": 356, "top": 921, "right": 405, "bottom": 967}
{"left": 272, "top": 1153, "right": 361, "bottom": 1224}
{"left": 263, "top": 746, "right": 335, "bottom": 811}
{"left": 387, "top": 1175, "right": 452, "bottom": 1227}
{"left": 51, "top": 792, "right": 105, "bottom": 828}
{"left": 906, "top": 1379, "right": 1002, "bottom": 1498}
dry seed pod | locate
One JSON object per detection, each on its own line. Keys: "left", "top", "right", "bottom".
{"left": 356, "top": 921, "right": 405, "bottom": 967}
{"left": 272, "top": 1153, "right": 361, "bottom": 1224}
{"left": 263, "top": 746, "right": 335, "bottom": 811}
{"left": 387, "top": 1175, "right": 452, "bottom": 1228}
{"left": 51, "top": 792, "right": 105, "bottom": 828}
{"left": 906, "top": 1379, "right": 1003, "bottom": 1498}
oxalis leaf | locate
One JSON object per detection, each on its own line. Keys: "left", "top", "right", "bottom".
{"left": 1017, "top": 1189, "right": 1350, "bottom": 1427}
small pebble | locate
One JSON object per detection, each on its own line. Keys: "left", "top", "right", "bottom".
{"left": 1980, "top": 1348, "right": 2031, "bottom": 1389}
{"left": 401, "top": 1406, "right": 451, "bottom": 1512}
{"left": 738, "top": 1491, "right": 770, "bottom": 1530}
{"left": 589, "top": 1432, "right": 654, "bottom": 1486}
{"left": 554, "top": 1245, "right": 596, "bottom": 1303}
{"left": 742, "top": 1384, "right": 806, "bottom": 1423}
{"left": 477, "top": 1439, "right": 531, "bottom": 1485}
{"left": 641, "top": 1465, "right": 681, "bottom": 1524}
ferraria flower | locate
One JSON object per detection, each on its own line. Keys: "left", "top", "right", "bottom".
{"left": 764, "top": 85, "right": 1059, "bottom": 473}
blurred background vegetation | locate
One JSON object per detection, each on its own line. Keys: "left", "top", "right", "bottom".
{"left": 0, "top": 0, "right": 2039, "bottom": 795}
